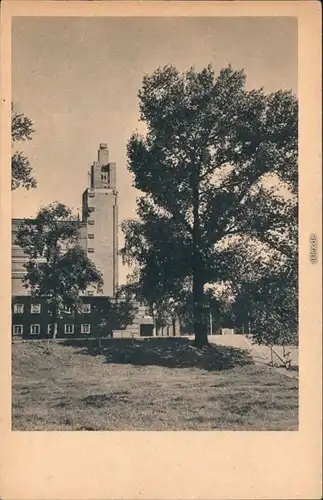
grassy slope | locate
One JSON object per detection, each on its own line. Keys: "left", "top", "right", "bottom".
{"left": 12, "top": 339, "right": 298, "bottom": 431}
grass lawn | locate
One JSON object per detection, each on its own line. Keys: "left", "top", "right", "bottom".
{"left": 12, "top": 338, "right": 298, "bottom": 431}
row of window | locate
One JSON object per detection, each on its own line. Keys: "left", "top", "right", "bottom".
{"left": 13, "top": 303, "right": 92, "bottom": 314}
{"left": 13, "top": 324, "right": 91, "bottom": 335}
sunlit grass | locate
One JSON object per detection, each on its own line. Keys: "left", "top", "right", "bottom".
{"left": 12, "top": 340, "right": 298, "bottom": 431}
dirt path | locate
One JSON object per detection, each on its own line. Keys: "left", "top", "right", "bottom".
{"left": 208, "top": 335, "right": 299, "bottom": 379}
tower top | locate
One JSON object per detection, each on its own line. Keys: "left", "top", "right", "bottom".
{"left": 89, "top": 142, "right": 116, "bottom": 189}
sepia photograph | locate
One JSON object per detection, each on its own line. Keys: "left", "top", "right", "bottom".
{"left": 11, "top": 15, "right": 300, "bottom": 432}
{"left": 1, "top": 2, "right": 322, "bottom": 499}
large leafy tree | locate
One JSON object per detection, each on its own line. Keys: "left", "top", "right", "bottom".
{"left": 122, "top": 64, "right": 298, "bottom": 346}
{"left": 11, "top": 103, "right": 37, "bottom": 190}
{"left": 15, "top": 202, "right": 103, "bottom": 337}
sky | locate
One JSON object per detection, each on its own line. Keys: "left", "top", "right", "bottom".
{"left": 12, "top": 16, "right": 297, "bottom": 284}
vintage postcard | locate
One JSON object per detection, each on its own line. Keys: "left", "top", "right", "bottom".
{"left": 0, "top": 1, "right": 322, "bottom": 499}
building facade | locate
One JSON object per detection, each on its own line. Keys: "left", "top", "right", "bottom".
{"left": 12, "top": 295, "right": 156, "bottom": 339}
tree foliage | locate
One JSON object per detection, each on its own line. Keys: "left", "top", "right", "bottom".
{"left": 218, "top": 232, "right": 297, "bottom": 345}
{"left": 16, "top": 202, "right": 103, "bottom": 337}
{"left": 11, "top": 103, "right": 37, "bottom": 190}
{"left": 122, "top": 64, "right": 298, "bottom": 346}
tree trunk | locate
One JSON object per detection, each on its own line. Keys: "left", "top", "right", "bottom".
{"left": 191, "top": 166, "right": 209, "bottom": 347}
{"left": 51, "top": 306, "right": 58, "bottom": 339}
{"left": 192, "top": 273, "right": 209, "bottom": 346}
{"left": 152, "top": 310, "right": 157, "bottom": 337}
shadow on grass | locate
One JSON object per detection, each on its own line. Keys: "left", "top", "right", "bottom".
{"left": 61, "top": 337, "right": 253, "bottom": 372}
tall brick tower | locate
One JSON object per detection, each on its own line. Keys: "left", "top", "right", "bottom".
{"left": 82, "top": 143, "right": 118, "bottom": 297}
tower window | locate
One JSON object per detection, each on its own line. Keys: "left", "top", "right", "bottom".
{"left": 81, "top": 304, "right": 91, "bottom": 314}
{"left": 88, "top": 207, "right": 95, "bottom": 213}
{"left": 88, "top": 234, "right": 94, "bottom": 239}
{"left": 88, "top": 248, "right": 94, "bottom": 253}
{"left": 88, "top": 220, "right": 94, "bottom": 226}
{"left": 101, "top": 173, "right": 109, "bottom": 183}
{"left": 88, "top": 191, "right": 95, "bottom": 198}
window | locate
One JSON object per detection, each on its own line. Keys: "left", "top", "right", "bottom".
{"left": 88, "top": 220, "right": 94, "bottom": 226}
{"left": 13, "top": 325, "right": 23, "bottom": 335}
{"left": 88, "top": 234, "right": 94, "bottom": 239}
{"left": 31, "top": 303, "right": 41, "bottom": 314}
{"left": 14, "top": 303, "right": 24, "bottom": 314}
{"left": 30, "top": 324, "right": 40, "bottom": 335}
{"left": 64, "top": 306, "right": 72, "bottom": 314}
{"left": 88, "top": 207, "right": 95, "bottom": 213}
{"left": 81, "top": 324, "right": 91, "bottom": 334}
{"left": 82, "top": 303, "right": 91, "bottom": 314}
{"left": 88, "top": 248, "right": 94, "bottom": 253}
{"left": 88, "top": 191, "right": 95, "bottom": 198}
{"left": 64, "top": 324, "right": 74, "bottom": 335}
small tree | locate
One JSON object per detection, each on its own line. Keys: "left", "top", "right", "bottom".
{"left": 11, "top": 103, "right": 37, "bottom": 190}
{"left": 16, "top": 202, "right": 103, "bottom": 337}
